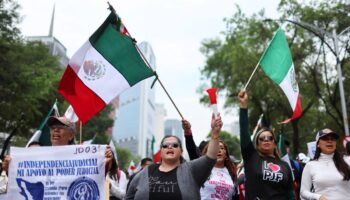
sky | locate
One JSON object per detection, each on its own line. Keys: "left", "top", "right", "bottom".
{"left": 17, "top": 0, "right": 279, "bottom": 144}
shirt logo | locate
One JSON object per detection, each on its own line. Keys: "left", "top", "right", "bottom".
{"left": 262, "top": 161, "right": 283, "bottom": 182}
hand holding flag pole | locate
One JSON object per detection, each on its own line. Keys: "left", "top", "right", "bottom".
{"left": 206, "top": 88, "right": 218, "bottom": 118}
{"left": 107, "top": 2, "right": 184, "bottom": 120}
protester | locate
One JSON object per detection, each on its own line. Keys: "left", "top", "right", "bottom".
{"left": 200, "top": 140, "right": 239, "bottom": 200}
{"left": 125, "top": 113, "right": 223, "bottom": 200}
{"left": 238, "top": 90, "right": 296, "bottom": 200}
{"left": 126, "top": 157, "right": 153, "bottom": 191}
{"left": 182, "top": 119, "right": 201, "bottom": 160}
{"left": 107, "top": 156, "right": 128, "bottom": 200}
{"left": 300, "top": 128, "right": 350, "bottom": 200}
{"left": 3, "top": 116, "right": 113, "bottom": 173}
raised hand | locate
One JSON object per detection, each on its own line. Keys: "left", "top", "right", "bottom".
{"left": 238, "top": 89, "right": 248, "bottom": 108}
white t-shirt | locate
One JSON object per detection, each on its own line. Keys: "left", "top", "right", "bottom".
{"left": 200, "top": 167, "right": 235, "bottom": 200}
{"left": 300, "top": 153, "right": 350, "bottom": 200}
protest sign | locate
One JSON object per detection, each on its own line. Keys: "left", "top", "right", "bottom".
{"left": 307, "top": 141, "right": 316, "bottom": 159}
{"left": 7, "top": 145, "right": 106, "bottom": 200}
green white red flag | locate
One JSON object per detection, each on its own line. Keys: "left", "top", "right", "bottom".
{"left": 58, "top": 11, "right": 154, "bottom": 123}
{"left": 259, "top": 27, "right": 302, "bottom": 123}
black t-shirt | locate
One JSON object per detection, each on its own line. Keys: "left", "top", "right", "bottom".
{"left": 148, "top": 164, "right": 182, "bottom": 200}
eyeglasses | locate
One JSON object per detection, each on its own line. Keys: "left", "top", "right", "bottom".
{"left": 258, "top": 135, "right": 274, "bottom": 142}
{"left": 50, "top": 124, "right": 69, "bottom": 130}
{"left": 161, "top": 142, "right": 180, "bottom": 149}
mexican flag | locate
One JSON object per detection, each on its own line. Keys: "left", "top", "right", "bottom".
{"left": 26, "top": 102, "right": 60, "bottom": 147}
{"left": 259, "top": 27, "right": 302, "bottom": 123}
{"left": 58, "top": 11, "right": 155, "bottom": 123}
{"left": 278, "top": 134, "right": 294, "bottom": 180}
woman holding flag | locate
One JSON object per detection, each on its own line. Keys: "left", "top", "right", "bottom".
{"left": 238, "top": 90, "right": 296, "bottom": 200}
{"left": 125, "top": 113, "right": 223, "bottom": 200}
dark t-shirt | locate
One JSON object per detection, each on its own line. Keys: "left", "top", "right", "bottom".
{"left": 240, "top": 109, "right": 295, "bottom": 200}
{"left": 148, "top": 164, "right": 182, "bottom": 200}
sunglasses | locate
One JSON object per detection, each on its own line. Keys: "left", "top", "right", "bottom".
{"left": 161, "top": 142, "right": 180, "bottom": 149}
{"left": 258, "top": 135, "right": 274, "bottom": 142}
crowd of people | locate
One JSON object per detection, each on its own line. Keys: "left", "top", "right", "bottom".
{"left": 0, "top": 90, "right": 350, "bottom": 200}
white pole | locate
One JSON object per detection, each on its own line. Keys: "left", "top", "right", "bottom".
{"left": 333, "top": 30, "right": 349, "bottom": 136}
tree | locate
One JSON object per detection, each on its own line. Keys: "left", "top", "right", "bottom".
{"left": 116, "top": 146, "right": 140, "bottom": 171}
{"left": 199, "top": 0, "right": 350, "bottom": 156}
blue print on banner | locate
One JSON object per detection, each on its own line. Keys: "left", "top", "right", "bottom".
{"left": 16, "top": 178, "right": 44, "bottom": 200}
{"left": 67, "top": 176, "right": 100, "bottom": 200}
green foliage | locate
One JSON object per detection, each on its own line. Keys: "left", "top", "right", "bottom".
{"left": 207, "top": 131, "right": 241, "bottom": 159}
{"left": 200, "top": 0, "right": 350, "bottom": 154}
{"left": 81, "top": 104, "right": 114, "bottom": 143}
{"left": 116, "top": 146, "right": 140, "bottom": 171}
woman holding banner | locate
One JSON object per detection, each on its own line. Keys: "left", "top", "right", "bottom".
{"left": 238, "top": 90, "right": 296, "bottom": 200}
{"left": 300, "top": 129, "right": 350, "bottom": 200}
{"left": 125, "top": 113, "right": 223, "bottom": 200}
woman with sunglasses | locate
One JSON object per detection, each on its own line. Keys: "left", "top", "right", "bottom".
{"left": 200, "top": 140, "right": 239, "bottom": 200}
{"left": 125, "top": 114, "right": 223, "bottom": 200}
{"left": 238, "top": 90, "right": 296, "bottom": 200}
{"left": 300, "top": 129, "right": 350, "bottom": 200}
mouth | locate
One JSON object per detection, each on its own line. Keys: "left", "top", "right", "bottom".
{"left": 166, "top": 151, "right": 174, "bottom": 155}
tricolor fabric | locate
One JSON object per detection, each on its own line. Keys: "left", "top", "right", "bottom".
{"left": 58, "top": 11, "right": 154, "bottom": 123}
{"left": 64, "top": 105, "right": 79, "bottom": 123}
{"left": 277, "top": 134, "right": 294, "bottom": 180}
{"left": 26, "top": 102, "right": 59, "bottom": 147}
{"left": 259, "top": 27, "right": 302, "bottom": 123}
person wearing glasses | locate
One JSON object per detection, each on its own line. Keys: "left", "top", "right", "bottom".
{"left": 300, "top": 129, "right": 350, "bottom": 200}
{"left": 238, "top": 90, "right": 296, "bottom": 200}
{"left": 3, "top": 116, "right": 114, "bottom": 176}
{"left": 125, "top": 113, "right": 223, "bottom": 200}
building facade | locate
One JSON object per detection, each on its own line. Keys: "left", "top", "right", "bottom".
{"left": 112, "top": 42, "right": 157, "bottom": 158}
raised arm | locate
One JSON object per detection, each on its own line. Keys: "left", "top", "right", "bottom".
{"left": 238, "top": 90, "right": 255, "bottom": 159}
{"left": 206, "top": 113, "right": 222, "bottom": 159}
{"left": 182, "top": 119, "right": 200, "bottom": 160}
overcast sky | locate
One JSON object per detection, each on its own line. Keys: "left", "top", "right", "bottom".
{"left": 17, "top": 0, "right": 279, "bottom": 144}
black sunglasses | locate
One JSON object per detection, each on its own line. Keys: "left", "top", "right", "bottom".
{"left": 161, "top": 142, "right": 180, "bottom": 149}
{"left": 258, "top": 135, "right": 274, "bottom": 142}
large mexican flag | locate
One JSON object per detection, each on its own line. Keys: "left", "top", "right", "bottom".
{"left": 259, "top": 27, "right": 302, "bottom": 123}
{"left": 58, "top": 12, "right": 155, "bottom": 123}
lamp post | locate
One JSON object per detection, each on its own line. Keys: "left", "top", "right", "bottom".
{"left": 273, "top": 19, "right": 350, "bottom": 135}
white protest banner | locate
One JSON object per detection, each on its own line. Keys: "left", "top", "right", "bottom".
{"left": 7, "top": 145, "right": 106, "bottom": 200}
{"left": 307, "top": 141, "right": 316, "bottom": 159}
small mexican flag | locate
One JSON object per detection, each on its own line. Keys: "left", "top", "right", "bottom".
{"left": 259, "top": 27, "right": 302, "bottom": 123}
{"left": 278, "top": 134, "right": 294, "bottom": 180}
{"left": 58, "top": 11, "right": 155, "bottom": 123}
{"left": 26, "top": 102, "right": 60, "bottom": 147}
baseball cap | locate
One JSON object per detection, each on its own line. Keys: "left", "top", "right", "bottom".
{"left": 47, "top": 116, "right": 76, "bottom": 133}
{"left": 315, "top": 128, "right": 339, "bottom": 143}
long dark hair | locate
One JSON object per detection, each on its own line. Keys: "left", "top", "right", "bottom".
{"left": 202, "top": 140, "right": 237, "bottom": 183}
{"left": 160, "top": 135, "right": 185, "bottom": 163}
{"left": 314, "top": 145, "right": 350, "bottom": 181}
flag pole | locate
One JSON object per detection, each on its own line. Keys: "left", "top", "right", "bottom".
{"left": 243, "top": 62, "right": 260, "bottom": 91}
{"left": 79, "top": 121, "right": 82, "bottom": 144}
{"left": 107, "top": 2, "right": 184, "bottom": 120}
